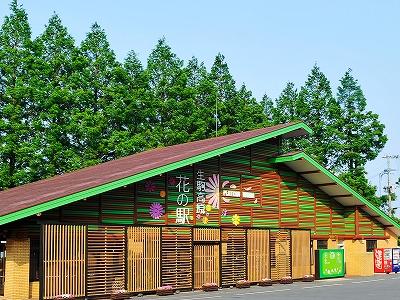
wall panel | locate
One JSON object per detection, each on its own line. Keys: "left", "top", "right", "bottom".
{"left": 221, "top": 228, "right": 246, "bottom": 285}
{"left": 43, "top": 225, "right": 86, "bottom": 299}
{"left": 247, "top": 229, "right": 269, "bottom": 282}
{"left": 161, "top": 227, "right": 192, "bottom": 289}
{"left": 127, "top": 227, "right": 160, "bottom": 292}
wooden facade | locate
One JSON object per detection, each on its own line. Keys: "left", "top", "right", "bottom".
{"left": 39, "top": 225, "right": 310, "bottom": 298}
{"left": 33, "top": 139, "right": 387, "bottom": 239}
{"left": 0, "top": 134, "right": 396, "bottom": 300}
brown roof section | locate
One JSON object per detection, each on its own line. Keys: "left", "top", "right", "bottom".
{"left": 0, "top": 122, "right": 305, "bottom": 218}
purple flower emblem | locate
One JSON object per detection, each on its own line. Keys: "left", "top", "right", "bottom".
{"left": 149, "top": 202, "right": 164, "bottom": 219}
{"left": 145, "top": 180, "right": 156, "bottom": 192}
{"left": 168, "top": 177, "right": 177, "bottom": 186}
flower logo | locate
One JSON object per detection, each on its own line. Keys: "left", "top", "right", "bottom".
{"left": 145, "top": 180, "right": 156, "bottom": 192}
{"left": 202, "top": 216, "right": 209, "bottom": 224}
{"left": 149, "top": 202, "right": 164, "bottom": 219}
{"left": 221, "top": 209, "right": 228, "bottom": 217}
{"left": 205, "top": 174, "right": 229, "bottom": 209}
{"left": 168, "top": 177, "right": 177, "bottom": 186}
{"left": 232, "top": 214, "right": 240, "bottom": 226}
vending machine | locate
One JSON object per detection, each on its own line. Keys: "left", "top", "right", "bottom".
{"left": 374, "top": 248, "right": 393, "bottom": 273}
{"left": 392, "top": 248, "right": 400, "bottom": 273}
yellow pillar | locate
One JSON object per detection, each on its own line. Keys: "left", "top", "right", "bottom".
{"left": 4, "top": 238, "right": 30, "bottom": 300}
{"left": 344, "top": 239, "right": 374, "bottom": 276}
{"left": 29, "top": 282, "right": 40, "bottom": 300}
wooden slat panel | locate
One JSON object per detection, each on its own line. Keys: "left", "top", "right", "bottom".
{"left": 161, "top": 227, "right": 192, "bottom": 289}
{"left": 221, "top": 228, "right": 246, "bottom": 285}
{"left": 43, "top": 225, "right": 86, "bottom": 299}
{"left": 291, "top": 230, "right": 311, "bottom": 279}
{"left": 193, "top": 228, "right": 220, "bottom": 242}
{"left": 194, "top": 244, "right": 220, "bottom": 288}
{"left": 270, "top": 229, "right": 291, "bottom": 280}
{"left": 247, "top": 229, "right": 269, "bottom": 282}
{"left": 127, "top": 227, "right": 160, "bottom": 292}
{"left": 87, "top": 226, "right": 125, "bottom": 297}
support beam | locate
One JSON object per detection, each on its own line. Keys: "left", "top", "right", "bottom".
{"left": 312, "top": 234, "right": 389, "bottom": 240}
{"left": 315, "top": 183, "right": 336, "bottom": 187}
{"left": 333, "top": 194, "right": 353, "bottom": 198}
{"left": 299, "top": 170, "right": 320, "bottom": 175}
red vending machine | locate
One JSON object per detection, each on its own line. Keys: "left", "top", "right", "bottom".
{"left": 374, "top": 248, "right": 393, "bottom": 273}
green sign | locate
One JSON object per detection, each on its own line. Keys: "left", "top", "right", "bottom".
{"left": 315, "top": 249, "right": 345, "bottom": 279}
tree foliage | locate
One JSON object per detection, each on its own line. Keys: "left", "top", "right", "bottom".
{"left": 0, "top": 1, "right": 390, "bottom": 213}
{"left": 268, "top": 66, "right": 387, "bottom": 208}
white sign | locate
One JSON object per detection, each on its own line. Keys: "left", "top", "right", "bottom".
{"left": 222, "top": 190, "right": 255, "bottom": 199}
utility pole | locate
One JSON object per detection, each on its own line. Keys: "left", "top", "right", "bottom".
{"left": 382, "top": 155, "right": 399, "bottom": 216}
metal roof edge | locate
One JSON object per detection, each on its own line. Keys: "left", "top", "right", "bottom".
{"left": 0, "top": 122, "right": 311, "bottom": 225}
{"left": 270, "top": 152, "right": 400, "bottom": 232}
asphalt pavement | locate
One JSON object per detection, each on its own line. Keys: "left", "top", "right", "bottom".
{"left": 139, "top": 274, "right": 400, "bottom": 300}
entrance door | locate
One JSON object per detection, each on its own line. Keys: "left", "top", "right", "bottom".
{"left": 194, "top": 244, "right": 220, "bottom": 288}
{"left": 291, "top": 230, "right": 311, "bottom": 279}
{"left": 270, "top": 229, "right": 291, "bottom": 280}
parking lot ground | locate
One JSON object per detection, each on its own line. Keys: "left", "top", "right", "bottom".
{"left": 140, "top": 274, "right": 400, "bottom": 300}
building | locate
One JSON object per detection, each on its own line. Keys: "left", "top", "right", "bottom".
{"left": 0, "top": 122, "right": 398, "bottom": 300}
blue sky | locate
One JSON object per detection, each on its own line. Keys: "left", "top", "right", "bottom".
{"left": 1, "top": 1, "right": 400, "bottom": 212}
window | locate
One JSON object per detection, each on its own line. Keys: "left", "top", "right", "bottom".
{"left": 366, "top": 240, "right": 377, "bottom": 252}
{"left": 317, "top": 240, "right": 328, "bottom": 249}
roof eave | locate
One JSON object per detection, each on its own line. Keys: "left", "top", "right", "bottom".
{"left": 270, "top": 152, "right": 400, "bottom": 236}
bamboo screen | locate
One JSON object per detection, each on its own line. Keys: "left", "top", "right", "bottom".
{"left": 127, "top": 227, "right": 161, "bottom": 292}
{"left": 344, "top": 207, "right": 356, "bottom": 235}
{"left": 87, "top": 226, "right": 125, "bottom": 296}
{"left": 280, "top": 172, "right": 299, "bottom": 227}
{"left": 161, "top": 227, "right": 192, "bottom": 289}
{"left": 101, "top": 186, "right": 134, "bottom": 225}
{"left": 193, "top": 244, "right": 220, "bottom": 288}
{"left": 270, "top": 229, "right": 291, "bottom": 280}
{"left": 315, "top": 192, "right": 331, "bottom": 235}
{"left": 42, "top": 225, "right": 86, "bottom": 299}
{"left": 221, "top": 228, "right": 246, "bottom": 285}
{"left": 291, "top": 230, "right": 311, "bottom": 279}
{"left": 61, "top": 197, "right": 100, "bottom": 223}
{"left": 258, "top": 172, "right": 280, "bottom": 227}
{"left": 247, "top": 229, "right": 269, "bottom": 282}
{"left": 331, "top": 201, "right": 346, "bottom": 236}
{"left": 298, "top": 178, "right": 315, "bottom": 233}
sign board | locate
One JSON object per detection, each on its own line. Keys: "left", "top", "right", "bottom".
{"left": 315, "top": 249, "right": 345, "bottom": 279}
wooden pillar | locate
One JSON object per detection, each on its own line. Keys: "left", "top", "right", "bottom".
{"left": 4, "top": 237, "right": 30, "bottom": 300}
